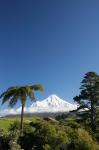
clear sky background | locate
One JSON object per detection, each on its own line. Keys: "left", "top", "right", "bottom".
{"left": 0, "top": 0, "right": 99, "bottom": 108}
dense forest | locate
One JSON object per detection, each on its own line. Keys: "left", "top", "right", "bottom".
{"left": 0, "top": 115, "right": 99, "bottom": 150}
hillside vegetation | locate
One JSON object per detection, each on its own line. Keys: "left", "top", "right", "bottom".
{"left": 0, "top": 115, "right": 99, "bottom": 150}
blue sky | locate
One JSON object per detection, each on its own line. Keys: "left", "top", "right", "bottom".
{"left": 0, "top": 0, "right": 99, "bottom": 108}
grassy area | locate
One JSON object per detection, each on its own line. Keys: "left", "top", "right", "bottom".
{"left": 0, "top": 118, "right": 15, "bottom": 129}
{"left": 0, "top": 116, "right": 40, "bottom": 130}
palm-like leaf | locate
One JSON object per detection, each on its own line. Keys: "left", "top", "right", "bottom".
{"left": 1, "top": 88, "right": 18, "bottom": 105}
{"left": 0, "top": 84, "right": 44, "bottom": 131}
{"left": 30, "top": 84, "right": 44, "bottom": 91}
{"left": 8, "top": 95, "right": 18, "bottom": 107}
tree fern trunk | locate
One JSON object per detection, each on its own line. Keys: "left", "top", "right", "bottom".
{"left": 20, "top": 104, "right": 24, "bottom": 131}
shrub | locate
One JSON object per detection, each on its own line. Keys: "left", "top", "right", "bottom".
{"left": 1, "top": 118, "right": 98, "bottom": 150}
{"left": 9, "top": 121, "right": 21, "bottom": 131}
{"left": 9, "top": 139, "right": 22, "bottom": 150}
{"left": 67, "top": 128, "right": 99, "bottom": 150}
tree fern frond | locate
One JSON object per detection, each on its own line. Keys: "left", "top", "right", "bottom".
{"left": 30, "top": 84, "right": 44, "bottom": 91}
{"left": 1, "top": 89, "right": 18, "bottom": 105}
{"left": 0, "top": 91, "right": 6, "bottom": 99}
{"left": 28, "top": 92, "right": 36, "bottom": 102}
{"left": 8, "top": 96, "right": 18, "bottom": 107}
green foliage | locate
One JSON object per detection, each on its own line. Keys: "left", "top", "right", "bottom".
{"left": 56, "top": 113, "right": 77, "bottom": 121}
{"left": 64, "top": 120, "right": 81, "bottom": 129}
{"left": 0, "top": 128, "right": 21, "bottom": 150}
{"left": 0, "top": 85, "right": 44, "bottom": 106}
{"left": 9, "top": 121, "right": 21, "bottom": 131}
{"left": 27, "top": 120, "right": 69, "bottom": 150}
{"left": 74, "top": 71, "right": 99, "bottom": 132}
{"left": 9, "top": 139, "right": 22, "bottom": 150}
{"left": 42, "top": 144, "right": 51, "bottom": 150}
{"left": 19, "top": 118, "right": 99, "bottom": 150}
{"left": 0, "top": 117, "right": 99, "bottom": 150}
{"left": 66, "top": 128, "right": 99, "bottom": 150}
{"left": 0, "top": 117, "right": 40, "bottom": 130}
{"left": 0, "top": 118, "right": 15, "bottom": 130}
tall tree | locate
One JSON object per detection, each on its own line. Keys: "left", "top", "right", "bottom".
{"left": 73, "top": 72, "right": 99, "bottom": 132}
{"left": 0, "top": 84, "right": 44, "bottom": 131}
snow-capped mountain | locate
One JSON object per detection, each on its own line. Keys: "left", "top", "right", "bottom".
{"left": 0, "top": 95, "right": 77, "bottom": 117}
{"left": 29, "top": 94, "right": 77, "bottom": 112}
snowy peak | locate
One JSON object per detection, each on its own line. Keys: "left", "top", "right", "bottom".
{"left": 42, "top": 94, "right": 70, "bottom": 107}
{"left": 43, "top": 94, "right": 64, "bottom": 106}
{"left": 30, "top": 94, "right": 77, "bottom": 112}
{"left": 44, "top": 94, "right": 63, "bottom": 103}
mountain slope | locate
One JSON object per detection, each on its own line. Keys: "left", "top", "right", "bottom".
{"left": 0, "top": 95, "right": 77, "bottom": 117}
{"left": 29, "top": 94, "right": 77, "bottom": 112}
